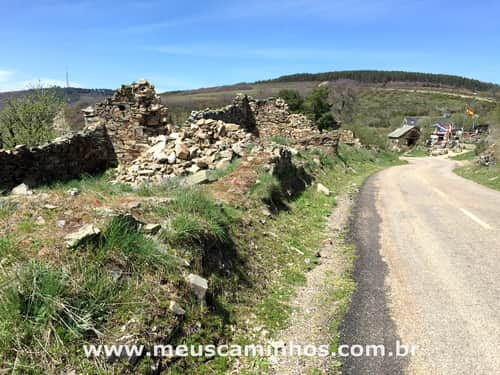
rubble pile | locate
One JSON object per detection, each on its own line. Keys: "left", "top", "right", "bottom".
{"left": 338, "top": 130, "right": 361, "bottom": 147}
{"left": 478, "top": 144, "right": 496, "bottom": 166}
{"left": 251, "top": 98, "right": 340, "bottom": 150}
{"left": 115, "top": 118, "right": 255, "bottom": 185}
{"left": 83, "top": 80, "right": 169, "bottom": 163}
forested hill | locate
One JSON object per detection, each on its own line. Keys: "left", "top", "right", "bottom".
{"left": 259, "top": 70, "right": 499, "bottom": 92}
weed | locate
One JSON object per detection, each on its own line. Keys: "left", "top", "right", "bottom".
{"left": 95, "top": 216, "right": 177, "bottom": 275}
{"left": 270, "top": 136, "right": 290, "bottom": 145}
{"left": 159, "top": 188, "right": 232, "bottom": 247}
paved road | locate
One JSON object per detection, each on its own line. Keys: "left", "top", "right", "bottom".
{"left": 341, "top": 157, "right": 500, "bottom": 374}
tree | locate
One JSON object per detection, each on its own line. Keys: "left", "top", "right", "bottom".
{"left": 301, "top": 86, "right": 339, "bottom": 130}
{"left": 0, "top": 84, "right": 63, "bottom": 149}
{"left": 316, "top": 112, "right": 339, "bottom": 131}
{"left": 278, "top": 89, "right": 304, "bottom": 112}
{"left": 303, "top": 86, "right": 331, "bottom": 122}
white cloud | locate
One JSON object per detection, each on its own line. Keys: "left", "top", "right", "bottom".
{"left": 0, "top": 72, "right": 81, "bottom": 92}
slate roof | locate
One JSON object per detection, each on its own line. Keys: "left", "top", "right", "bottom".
{"left": 388, "top": 125, "right": 418, "bottom": 139}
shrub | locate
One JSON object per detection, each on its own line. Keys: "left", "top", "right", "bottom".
{"left": 277, "top": 89, "right": 304, "bottom": 112}
{"left": 0, "top": 85, "right": 63, "bottom": 149}
{"left": 303, "top": 87, "right": 332, "bottom": 123}
{"left": 316, "top": 112, "right": 339, "bottom": 131}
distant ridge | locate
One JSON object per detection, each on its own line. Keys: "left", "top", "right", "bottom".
{"left": 258, "top": 70, "right": 499, "bottom": 92}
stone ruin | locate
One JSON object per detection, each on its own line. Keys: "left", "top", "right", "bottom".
{"left": 0, "top": 80, "right": 341, "bottom": 190}
{"left": 83, "top": 80, "right": 170, "bottom": 163}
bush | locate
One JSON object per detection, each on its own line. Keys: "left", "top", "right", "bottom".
{"left": 0, "top": 85, "right": 63, "bottom": 149}
{"left": 303, "top": 87, "right": 331, "bottom": 123}
{"left": 277, "top": 89, "right": 304, "bottom": 112}
{"left": 316, "top": 112, "right": 339, "bottom": 131}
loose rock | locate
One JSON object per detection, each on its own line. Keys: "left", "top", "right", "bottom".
{"left": 64, "top": 224, "right": 101, "bottom": 248}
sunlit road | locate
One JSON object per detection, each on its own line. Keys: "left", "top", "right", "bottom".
{"left": 341, "top": 157, "right": 500, "bottom": 374}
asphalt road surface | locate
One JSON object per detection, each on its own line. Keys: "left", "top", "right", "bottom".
{"left": 341, "top": 157, "right": 500, "bottom": 374}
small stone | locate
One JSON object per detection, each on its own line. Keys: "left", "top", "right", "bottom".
{"left": 67, "top": 188, "right": 81, "bottom": 196}
{"left": 94, "top": 207, "right": 115, "bottom": 217}
{"left": 64, "top": 224, "right": 100, "bottom": 248}
{"left": 144, "top": 223, "right": 161, "bottom": 235}
{"left": 186, "top": 274, "right": 208, "bottom": 302}
{"left": 317, "top": 183, "right": 331, "bottom": 196}
{"left": 187, "top": 164, "right": 201, "bottom": 174}
{"left": 167, "top": 152, "right": 176, "bottom": 164}
{"left": 127, "top": 201, "right": 141, "bottom": 210}
{"left": 231, "top": 143, "right": 244, "bottom": 156}
{"left": 11, "top": 183, "right": 33, "bottom": 196}
{"left": 215, "top": 159, "right": 231, "bottom": 170}
{"left": 196, "top": 158, "right": 209, "bottom": 169}
{"left": 153, "top": 151, "right": 169, "bottom": 163}
{"left": 175, "top": 143, "right": 190, "bottom": 160}
{"left": 109, "top": 269, "right": 123, "bottom": 281}
{"left": 35, "top": 216, "right": 46, "bottom": 225}
{"left": 169, "top": 301, "right": 186, "bottom": 316}
{"left": 43, "top": 204, "right": 58, "bottom": 210}
{"left": 262, "top": 209, "right": 272, "bottom": 217}
{"left": 56, "top": 220, "right": 66, "bottom": 228}
{"left": 185, "top": 170, "right": 210, "bottom": 185}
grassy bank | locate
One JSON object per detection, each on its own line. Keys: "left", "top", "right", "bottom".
{"left": 0, "top": 145, "right": 401, "bottom": 374}
{"left": 454, "top": 163, "right": 500, "bottom": 191}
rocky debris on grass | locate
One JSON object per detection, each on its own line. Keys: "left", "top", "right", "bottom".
{"left": 11, "top": 183, "right": 33, "bottom": 196}
{"left": 186, "top": 274, "right": 208, "bottom": 303}
{"left": 478, "top": 144, "right": 496, "bottom": 166}
{"left": 115, "top": 118, "right": 255, "bottom": 185}
{"left": 431, "top": 148, "right": 449, "bottom": 156}
{"left": 64, "top": 224, "right": 101, "bottom": 248}
{"left": 169, "top": 301, "right": 186, "bottom": 316}
{"left": 317, "top": 183, "right": 331, "bottom": 196}
{"left": 338, "top": 129, "right": 362, "bottom": 147}
{"left": 143, "top": 223, "right": 161, "bottom": 235}
{"left": 66, "top": 188, "right": 81, "bottom": 196}
{"left": 93, "top": 207, "right": 116, "bottom": 217}
{"left": 185, "top": 170, "right": 215, "bottom": 186}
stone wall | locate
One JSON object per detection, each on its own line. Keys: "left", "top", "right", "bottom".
{"left": 83, "top": 80, "right": 169, "bottom": 163}
{"left": 187, "top": 94, "right": 256, "bottom": 132}
{"left": 0, "top": 125, "right": 117, "bottom": 190}
{"left": 186, "top": 95, "right": 339, "bottom": 151}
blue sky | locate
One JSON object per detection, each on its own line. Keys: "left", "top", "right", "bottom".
{"left": 1, "top": 0, "right": 499, "bottom": 92}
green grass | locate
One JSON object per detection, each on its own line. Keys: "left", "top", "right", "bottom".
{"left": 0, "top": 200, "right": 18, "bottom": 219}
{"left": 0, "top": 260, "right": 120, "bottom": 373}
{"left": 451, "top": 150, "right": 476, "bottom": 161}
{"left": 455, "top": 164, "right": 500, "bottom": 191}
{"left": 94, "top": 215, "right": 178, "bottom": 275}
{"left": 248, "top": 171, "right": 283, "bottom": 204}
{"left": 209, "top": 158, "right": 241, "bottom": 180}
{"left": 158, "top": 188, "right": 233, "bottom": 246}
{"left": 0, "top": 235, "right": 17, "bottom": 259}
{"left": 36, "top": 170, "right": 134, "bottom": 195}
{"left": 405, "top": 147, "right": 429, "bottom": 157}
{"left": 269, "top": 136, "right": 290, "bottom": 145}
